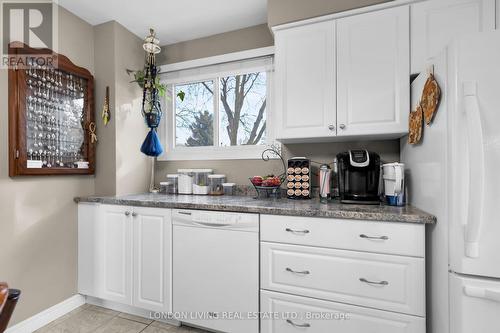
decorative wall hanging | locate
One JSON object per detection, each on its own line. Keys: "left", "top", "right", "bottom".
{"left": 101, "top": 86, "right": 110, "bottom": 125}
{"left": 139, "top": 29, "right": 164, "bottom": 158}
{"left": 408, "top": 66, "right": 441, "bottom": 145}
{"left": 8, "top": 44, "right": 95, "bottom": 176}
{"left": 421, "top": 72, "right": 441, "bottom": 125}
{"left": 408, "top": 105, "right": 423, "bottom": 144}
{"left": 129, "top": 29, "right": 165, "bottom": 192}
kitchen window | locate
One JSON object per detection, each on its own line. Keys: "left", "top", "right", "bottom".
{"left": 160, "top": 52, "right": 275, "bottom": 160}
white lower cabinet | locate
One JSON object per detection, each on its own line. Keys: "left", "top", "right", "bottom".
{"left": 132, "top": 207, "right": 171, "bottom": 312}
{"left": 98, "top": 204, "right": 133, "bottom": 305}
{"left": 260, "top": 216, "right": 426, "bottom": 333}
{"left": 261, "top": 242, "right": 425, "bottom": 316}
{"left": 78, "top": 204, "right": 172, "bottom": 313}
{"left": 261, "top": 290, "right": 426, "bottom": 333}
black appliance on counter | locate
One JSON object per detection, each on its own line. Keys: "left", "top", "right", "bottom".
{"left": 336, "top": 150, "right": 380, "bottom": 204}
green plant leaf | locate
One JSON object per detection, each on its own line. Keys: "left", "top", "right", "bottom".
{"left": 177, "top": 90, "right": 185, "bottom": 102}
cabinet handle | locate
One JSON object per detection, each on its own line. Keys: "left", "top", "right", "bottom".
{"left": 285, "top": 228, "right": 310, "bottom": 234}
{"left": 359, "top": 234, "right": 389, "bottom": 240}
{"left": 286, "top": 319, "right": 311, "bottom": 328}
{"left": 131, "top": 212, "right": 138, "bottom": 217}
{"left": 178, "top": 211, "right": 192, "bottom": 215}
{"left": 124, "top": 211, "right": 130, "bottom": 216}
{"left": 339, "top": 124, "right": 346, "bottom": 129}
{"left": 359, "top": 277, "right": 389, "bottom": 286}
{"left": 328, "top": 124, "right": 335, "bottom": 131}
{"left": 286, "top": 267, "right": 310, "bottom": 275}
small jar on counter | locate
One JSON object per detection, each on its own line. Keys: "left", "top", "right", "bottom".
{"left": 159, "top": 182, "right": 170, "bottom": 194}
{"left": 192, "top": 169, "right": 213, "bottom": 195}
{"left": 222, "top": 183, "right": 235, "bottom": 196}
{"left": 166, "top": 174, "right": 179, "bottom": 194}
{"left": 208, "top": 174, "right": 226, "bottom": 195}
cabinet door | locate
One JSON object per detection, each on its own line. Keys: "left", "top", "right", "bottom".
{"left": 411, "top": 0, "right": 495, "bottom": 74}
{"left": 337, "top": 6, "right": 409, "bottom": 137}
{"left": 78, "top": 203, "right": 99, "bottom": 297}
{"left": 97, "top": 205, "right": 133, "bottom": 305}
{"left": 275, "top": 20, "right": 336, "bottom": 140}
{"left": 132, "top": 207, "right": 171, "bottom": 312}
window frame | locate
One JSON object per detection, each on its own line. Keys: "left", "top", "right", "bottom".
{"left": 158, "top": 51, "right": 276, "bottom": 161}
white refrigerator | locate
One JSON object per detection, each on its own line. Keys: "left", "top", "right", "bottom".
{"left": 402, "top": 30, "right": 500, "bottom": 333}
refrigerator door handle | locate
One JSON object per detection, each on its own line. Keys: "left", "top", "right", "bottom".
{"left": 463, "top": 286, "right": 500, "bottom": 303}
{"left": 462, "top": 81, "right": 485, "bottom": 258}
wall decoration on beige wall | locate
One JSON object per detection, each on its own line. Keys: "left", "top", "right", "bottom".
{"left": 101, "top": 86, "right": 111, "bottom": 125}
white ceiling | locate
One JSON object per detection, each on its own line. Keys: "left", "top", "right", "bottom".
{"left": 59, "top": 0, "right": 268, "bottom": 45}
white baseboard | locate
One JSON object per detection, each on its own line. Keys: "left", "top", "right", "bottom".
{"left": 5, "top": 294, "right": 86, "bottom": 333}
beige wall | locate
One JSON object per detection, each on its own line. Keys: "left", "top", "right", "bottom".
{"left": 94, "top": 23, "right": 117, "bottom": 195}
{"left": 267, "top": 0, "right": 393, "bottom": 27}
{"left": 156, "top": 140, "right": 400, "bottom": 186}
{"left": 113, "top": 23, "right": 150, "bottom": 195}
{"left": 0, "top": 7, "right": 95, "bottom": 325}
{"left": 157, "top": 24, "right": 274, "bottom": 64}
{"left": 94, "top": 22, "right": 150, "bottom": 196}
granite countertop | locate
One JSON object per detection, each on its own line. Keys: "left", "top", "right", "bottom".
{"left": 75, "top": 193, "right": 436, "bottom": 224}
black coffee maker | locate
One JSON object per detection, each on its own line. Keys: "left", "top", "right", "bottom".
{"left": 336, "top": 150, "right": 380, "bottom": 204}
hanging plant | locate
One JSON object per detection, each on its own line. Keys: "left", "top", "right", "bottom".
{"left": 126, "top": 69, "right": 184, "bottom": 101}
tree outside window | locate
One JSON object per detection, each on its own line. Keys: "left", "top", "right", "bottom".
{"left": 173, "top": 72, "right": 267, "bottom": 148}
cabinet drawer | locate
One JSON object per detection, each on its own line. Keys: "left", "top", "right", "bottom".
{"left": 261, "top": 290, "right": 425, "bottom": 333}
{"left": 261, "top": 214, "right": 424, "bottom": 257}
{"left": 261, "top": 242, "right": 425, "bottom": 316}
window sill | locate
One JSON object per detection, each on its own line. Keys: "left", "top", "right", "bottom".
{"left": 157, "top": 144, "right": 280, "bottom": 161}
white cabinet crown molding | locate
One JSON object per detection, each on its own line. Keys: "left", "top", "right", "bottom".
{"left": 271, "top": 0, "right": 427, "bottom": 32}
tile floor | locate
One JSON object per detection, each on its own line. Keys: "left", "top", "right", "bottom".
{"left": 35, "top": 304, "right": 209, "bottom": 333}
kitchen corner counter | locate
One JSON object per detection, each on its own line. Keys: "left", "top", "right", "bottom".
{"left": 75, "top": 193, "right": 436, "bottom": 224}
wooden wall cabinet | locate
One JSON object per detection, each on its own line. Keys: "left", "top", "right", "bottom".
{"left": 8, "top": 45, "right": 95, "bottom": 176}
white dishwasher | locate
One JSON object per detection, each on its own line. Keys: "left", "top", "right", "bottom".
{"left": 172, "top": 209, "right": 259, "bottom": 333}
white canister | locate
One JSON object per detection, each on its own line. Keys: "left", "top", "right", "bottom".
{"left": 178, "top": 169, "right": 194, "bottom": 194}
{"left": 382, "top": 163, "right": 405, "bottom": 206}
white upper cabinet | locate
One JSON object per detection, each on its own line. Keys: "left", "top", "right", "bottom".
{"left": 132, "top": 207, "right": 171, "bottom": 313}
{"left": 411, "top": 0, "right": 496, "bottom": 74}
{"left": 497, "top": 0, "right": 500, "bottom": 28}
{"left": 337, "top": 6, "right": 410, "bottom": 137}
{"left": 274, "top": 20, "right": 336, "bottom": 140}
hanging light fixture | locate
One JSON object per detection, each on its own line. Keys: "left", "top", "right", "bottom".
{"left": 140, "top": 28, "right": 163, "bottom": 192}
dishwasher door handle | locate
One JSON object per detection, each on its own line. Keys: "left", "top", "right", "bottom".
{"left": 192, "top": 221, "right": 232, "bottom": 228}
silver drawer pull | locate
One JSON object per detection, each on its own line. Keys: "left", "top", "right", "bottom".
{"left": 359, "top": 234, "right": 389, "bottom": 240}
{"left": 131, "top": 212, "right": 138, "bottom": 217}
{"left": 286, "top": 228, "right": 310, "bottom": 234}
{"left": 360, "top": 277, "right": 389, "bottom": 286}
{"left": 178, "top": 211, "right": 192, "bottom": 215}
{"left": 124, "top": 211, "right": 130, "bottom": 216}
{"left": 286, "top": 267, "right": 310, "bottom": 275}
{"left": 286, "top": 319, "right": 311, "bottom": 328}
